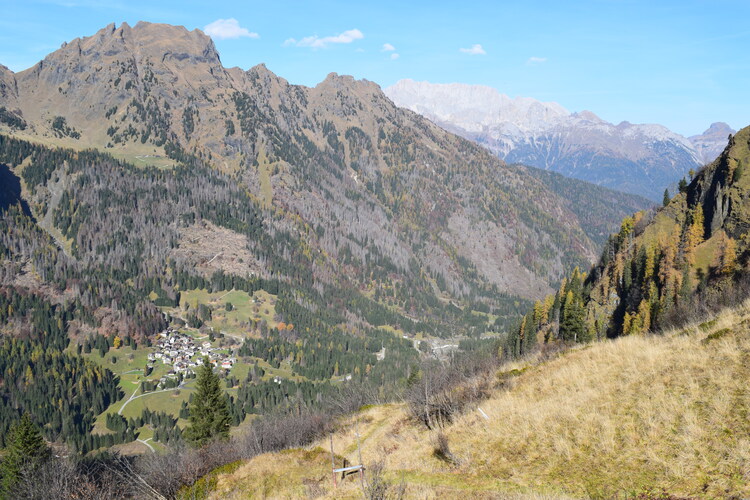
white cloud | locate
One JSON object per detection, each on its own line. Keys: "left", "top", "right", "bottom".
{"left": 382, "top": 43, "right": 396, "bottom": 52}
{"left": 391, "top": 53, "right": 400, "bottom": 60}
{"left": 203, "top": 18, "right": 259, "bottom": 40}
{"left": 286, "top": 29, "right": 364, "bottom": 49}
{"left": 459, "top": 44, "right": 486, "bottom": 55}
{"left": 526, "top": 56, "right": 547, "bottom": 65}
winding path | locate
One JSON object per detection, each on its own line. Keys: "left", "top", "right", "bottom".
{"left": 117, "top": 382, "right": 186, "bottom": 415}
{"left": 137, "top": 438, "right": 155, "bottom": 453}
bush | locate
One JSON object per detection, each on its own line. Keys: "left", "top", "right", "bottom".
{"left": 364, "top": 460, "right": 405, "bottom": 500}
{"left": 405, "top": 354, "right": 496, "bottom": 429}
{"left": 432, "top": 431, "right": 457, "bottom": 465}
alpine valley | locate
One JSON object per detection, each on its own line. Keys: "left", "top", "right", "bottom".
{"left": 0, "top": 20, "right": 746, "bottom": 500}
{"left": 0, "top": 20, "right": 652, "bottom": 455}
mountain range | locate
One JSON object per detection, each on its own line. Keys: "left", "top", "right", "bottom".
{"left": 0, "top": 21, "right": 651, "bottom": 309}
{"left": 385, "top": 79, "right": 735, "bottom": 201}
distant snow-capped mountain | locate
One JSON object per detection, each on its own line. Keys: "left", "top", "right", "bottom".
{"left": 385, "top": 80, "right": 711, "bottom": 201}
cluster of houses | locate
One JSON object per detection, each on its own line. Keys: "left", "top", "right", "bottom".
{"left": 147, "top": 328, "right": 236, "bottom": 375}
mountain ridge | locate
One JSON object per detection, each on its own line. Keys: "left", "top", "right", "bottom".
{"left": 0, "top": 21, "right": 653, "bottom": 305}
{"left": 385, "top": 79, "right": 733, "bottom": 201}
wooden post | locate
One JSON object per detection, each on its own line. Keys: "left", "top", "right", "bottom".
{"left": 330, "top": 434, "right": 337, "bottom": 488}
{"left": 356, "top": 418, "right": 365, "bottom": 491}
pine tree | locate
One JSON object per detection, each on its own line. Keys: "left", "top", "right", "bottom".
{"left": 663, "top": 188, "right": 670, "bottom": 207}
{"left": 184, "top": 357, "right": 231, "bottom": 447}
{"left": 560, "top": 291, "right": 585, "bottom": 342}
{"left": 0, "top": 413, "right": 50, "bottom": 498}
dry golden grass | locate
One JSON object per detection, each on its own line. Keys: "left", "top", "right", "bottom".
{"left": 209, "top": 304, "right": 750, "bottom": 499}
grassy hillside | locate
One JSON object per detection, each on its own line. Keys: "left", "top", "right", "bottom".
{"left": 203, "top": 303, "right": 750, "bottom": 499}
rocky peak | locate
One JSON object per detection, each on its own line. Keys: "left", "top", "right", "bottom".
{"left": 572, "top": 110, "right": 603, "bottom": 123}
{"left": 19, "top": 21, "right": 223, "bottom": 85}
{"left": 704, "top": 122, "right": 735, "bottom": 136}
{"left": 316, "top": 72, "right": 381, "bottom": 97}
{"left": 244, "top": 63, "right": 290, "bottom": 91}
{"left": 309, "top": 73, "right": 386, "bottom": 123}
{"left": 689, "top": 122, "right": 737, "bottom": 165}
{"left": 129, "top": 22, "right": 221, "bottom": 65}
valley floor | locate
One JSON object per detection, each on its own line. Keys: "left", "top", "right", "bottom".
{"left": 204, "top": 303, "right": 750, "bottom": 499}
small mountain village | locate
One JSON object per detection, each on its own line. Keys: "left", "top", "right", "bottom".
{"left": 148, "top": 328, "right": 235, "bottom": 378}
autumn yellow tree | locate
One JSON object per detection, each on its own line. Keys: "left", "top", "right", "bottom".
{"left": 718, "top": 232, "right": 738, "bottom": 275}
{"left": 637, "top": 299, "right": 651, "bottom": 333}
{"left": 643, "top": 244, "right": 657, "bottom": 293}
{"left": 622, "top": 312, "right": 633, "bottom": 336}
{"left": 618, "top": 216, "right": 635, "bottom": 249}
{"left": 687, "top": 204, "right": 705, "bottom": 247}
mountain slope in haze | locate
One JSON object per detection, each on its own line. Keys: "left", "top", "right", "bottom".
{"left": 385, "top": 79, "right": 706, "bottom": 201}
{"left": 196, "top": 303, "right": 750, "bottom": 499}
{"left": 0, "top": 21, "right": 652, "bottom": 307}
{"left": 690, "top": 121, "right": 736, "bottom": 164}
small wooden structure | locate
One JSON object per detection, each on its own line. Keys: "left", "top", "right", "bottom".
{"left": 329, "top": 419, "right": 366, "bottom": 489}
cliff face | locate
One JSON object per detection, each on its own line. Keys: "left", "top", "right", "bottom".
{"left": 689, "top": 128, "right": 750, "bottom": 239}
{"left": 0, "top": 65, "right": 18, "bottom": 105}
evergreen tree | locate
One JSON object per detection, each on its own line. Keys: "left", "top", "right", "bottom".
{"left": 663, "top": 188, "right": 670, "bottom": 207}
{"left": 0, "top": 414, "right": 50, "bottom": 498}
{"left": 560, "top": 291, "right": 585, "bottom": 342}
{"left": 184, "top": 358, "right": 230, "bottom": 447}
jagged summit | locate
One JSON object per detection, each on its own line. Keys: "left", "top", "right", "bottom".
{"left": 20, "top": 20, "right": 225, "bottom": 82}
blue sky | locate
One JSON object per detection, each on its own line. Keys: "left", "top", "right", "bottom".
{"left": 0, "top": 0, "right": 748, "bottom": 137}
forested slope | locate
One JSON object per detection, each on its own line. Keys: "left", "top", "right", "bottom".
{"left": 507, "top": 125, "right": 750, "bottom": 357}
